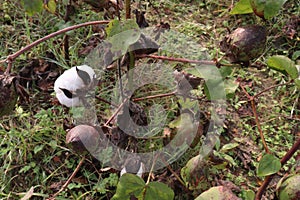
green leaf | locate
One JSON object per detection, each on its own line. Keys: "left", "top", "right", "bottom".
{"left": 241, "top": 189, "right": 255, "bottom": 200}
{"left": 181, "top": 155, "right": 211, "bottom": 191}
{"left": 267, "top": 55, "right": 298, "bottom": 79}
{"left": 257, "top": 154, "right": 281, "bottom": 177}
{"left": 106, "top": 20, "right": 121, "bottom": 37}
{"left": 145, "top": 182, "right": 174, "bottom": 200}
{"left": 106, "top": 19, "right": 139, "bottom": 37}
{"left": 224, "top": 79, "right": 239, "bottom": 98}
{"left": 34, "top": 144, "right": 44, "bottom": 154}
{"left": 105, "top": 19, "right": 141, "bottom": 61}
{"left": 44, "top": 0, "right": 56, "bottom": 14}
{"left": 111, "top": 174, "right": 145, "bottom": 200}
{"left": 169, "top": 113, "right": 192, "bottom": 129}
{"left": 220, "top": 142, "right": 239, "bottom": 153}
{"left": 219, "top": 66, "right": 233, "bottom": 78}
{"left": 264, "top": 0, "right": 287, "bottom": 19}
{"left": 22, "top": 0, "right": 43, "bottom": 16}
{"left": 230, "top": 0, "right": 253, "bottom": 15}
{"left": 292, "top": 51, "right": 300, "bottom": 60}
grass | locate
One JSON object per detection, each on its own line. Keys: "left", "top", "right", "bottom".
{"left": 1, "top": 0, "right": 300, "bottom": 199}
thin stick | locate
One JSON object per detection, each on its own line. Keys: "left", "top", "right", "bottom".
{"left": 253, "top": 81, "right": 292, "bottom": 99}
{"left": 125, "top": 0, "right": 131, "bottom": 19}
{"left": 136, "top": 54, "right": 216, "bottom": 65}
{"left": 2, "top": 20, "right": 110, "bottom": 73}
{"left": 160, "top": 156, "right": 186, "bottom": 187}
{"left": 255, "top": 136, "right": 300, "bottom": 200}
{"left": 132, "top": 92, "right": 176, "bottom": 102}
{"left": 95, "top": 96, "right": 118, "bottom": 108}
{"left": 104, "top": 98, "right": 128, "bottom": 126}
{"left": 240, "top": 84, "right": 270, "bottom": 154}
{"left": 48, "top": 156, "right": 85, "bottom": 200}
{"left": 146, "top": 153, "right": 160, "bottom": 185}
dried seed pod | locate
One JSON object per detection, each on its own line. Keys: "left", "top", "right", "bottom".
{"left": 66, "top": 125, "right": 100, "bottom": 154}
{"left": 276, "top": 174, "right": 300, "bottom": 200}
{"left": 220, "top": 25, "right": 267, "bottom": 65}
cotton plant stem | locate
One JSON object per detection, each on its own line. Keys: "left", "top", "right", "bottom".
{"left": 160, "top": 156, "right": 186, "bottom": 187}
{"left": 132, "top": 92, "right": 176, "bottom": 102}
{"left": 255, "top": 136, "right": 300, "bottom": 200}
{"left": 2, "top": 20, "right": 110, "bottom": 74}
{"left": 125, "top": 0, "right": 131, "bottom": 19}
{"left": 240, "top": 84, "right": 270, "bottom": 154}
{"left": 136, "top": 54, "right": 216, "bottom": 65}
{"left": 104, "top": 98, "right": 128, "bottom": 126}
{"left": 253, "top": 81, "right": 292, "bottom": 99}
{"left": 250, "top": 99, "right": 270, "bottom": 154}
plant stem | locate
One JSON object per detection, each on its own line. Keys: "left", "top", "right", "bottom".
{"left": 250, "top": 99, "right": 270, "bottom": 154}
{"left": 104, "top": 98, "right": 128, "bottom": 126}
{"left": 240, "top": 84, "right": 270, "bottom": 153}
{"left": 253, "top": 80, "right": 292, "bottom": 99}
{"left": 125, "top": 0, "right": 131, "bottom": 19}
{"left": 255, "top": 136, "right": 300, "bottom": 200}
{"left": 132, "top": 92, "right": 176, "bottom": 102}
{"left": 136, "top": 54, "right": 216, "bottom": 65}
{"left": 2, "top": 20, "right": 110, "bottom": 74}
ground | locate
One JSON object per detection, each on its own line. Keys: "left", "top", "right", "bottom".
{"left": 0, "top": 0, "right": 299, "bottom": 199}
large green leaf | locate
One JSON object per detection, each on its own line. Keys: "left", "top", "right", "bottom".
{"left": 230, "top": 0, "right": 253, "bottom": 15}
{"left": 106, "top": 19, "right": 140, "bottom": 37}
{"left": 22, "top": 0, "right": 43, "bottom": 16}
{"left": 145, "top": 182, "right": 174, "bottom": 200}
{"left": 257, "top": 154, "right": 281, "bottom": 177}
{"left": 111, "top": 174, "right": 145, "bottom": 200}
{"left": 267, "top": 55, "right": 298, "bottom": 79}
{"left": 264, "top": 0, "right": 287, "bottom": 19}
{"left": 105, "top": 19, "right": 141, "bottom": 61}
{"left": 185, "top": 65, "right": 226, "bottom": 100}
{"left": 44, "top": 0, "right": 56, "bottom": 14}
{"left": 112, "top": 174, "right": 174, "bottom": 200}
{"left": 224, "top": 79, "right": 239, "bottom": 99}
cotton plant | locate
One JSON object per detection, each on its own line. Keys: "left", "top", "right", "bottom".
{"left": 54, "top": 65, "right": 97, "bottom": 107}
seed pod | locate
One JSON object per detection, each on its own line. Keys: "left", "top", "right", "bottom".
{"left": 276, "top": 174, "right": 300, "bottom": 200}
{"left": 220, "top": 25, "right": 267, "bottom": 65}
{"left": 66, "top": 125, "right": 100, "bottom": 154}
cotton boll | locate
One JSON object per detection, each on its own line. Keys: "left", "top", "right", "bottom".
{"left": 54, "top": 65, "right": 96, "bottom": 107}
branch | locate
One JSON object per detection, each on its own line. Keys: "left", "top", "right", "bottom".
{"left": 253, "top": 80, "right": 293, "bottom": 99}
{"left": 2, "top": 20, "right": 110, "bottom": 74}
{"left": 125, "top": 0, "right": 131, "bottom": 19}
{"left": 240, "top": 84, "right": 270, "bottom": 154}
{"left": 132, "top": 92, "right": 176, "bottom": 102}
{"left": 104, "top": 98, "right": 128, "bottom": 126}
{"left": 136, "top": 54, "right": 216, "bottom": 65}
{"left": 255, "top": 136, "right": 300, "bottom": 200}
